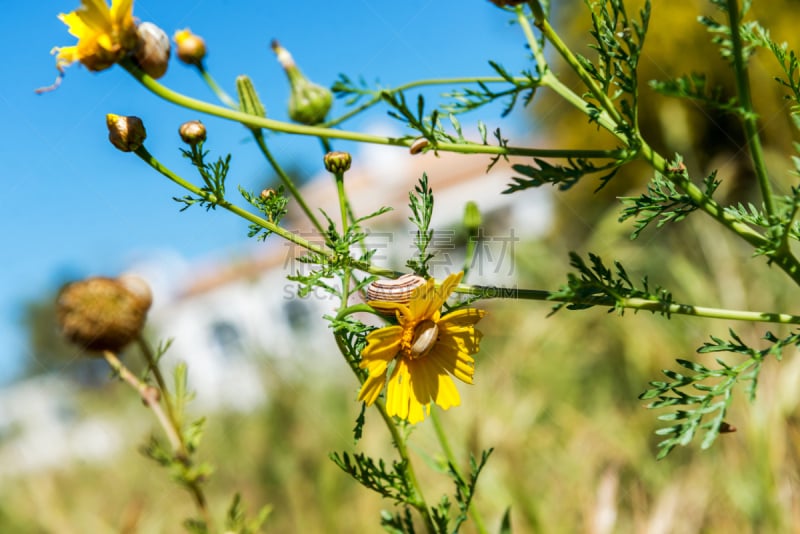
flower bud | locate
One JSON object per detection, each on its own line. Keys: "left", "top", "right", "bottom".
{"left": 134, "top": 22, "right": 170, "bottom": 79}
{"left": 272, "top": 40, "right": 332, "bottom": 125}
{"left": 174, "top": 28, "right": 207, "bottom": 66}
{"left": 106, "top": 114, "right": 146, "bottom": 152}
{"left": 236, "top": 75, "right": 266, "bottom": 118}
{"left": 56, "top": 276, "right": 152, "bottom": 353}
{"left": 323, "top": 151, "right": 352, "bottom": 174}
{"left": 260, "top": 188, "right": 275, "bottom": 199}
{"left": 179, "top": 120, "right": 207, "bottom": 145}
{"left": 463, "top": 201, "right": 482, "bottom": 233}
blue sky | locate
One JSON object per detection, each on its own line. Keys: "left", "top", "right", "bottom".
{"left": 0, "top": 1, "right": 533, "bottom": 383}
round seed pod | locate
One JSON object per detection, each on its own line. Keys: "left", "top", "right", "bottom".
{"left": 56, "top": 276, "right": 152, "bottom": 354}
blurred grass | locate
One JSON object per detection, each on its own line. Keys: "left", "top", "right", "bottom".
{"left": 3, "top": 206, "right": 800, "bottom": 533}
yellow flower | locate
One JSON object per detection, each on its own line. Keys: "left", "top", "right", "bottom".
{"left": 53, "top": 0, "right": 138, "bottom": 72}
{"left": 358, "top": 272, "right": 486, "bottom": 424}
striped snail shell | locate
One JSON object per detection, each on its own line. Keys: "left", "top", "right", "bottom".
{"left": 366, "top": 274, "right": 426, "bottom": 308}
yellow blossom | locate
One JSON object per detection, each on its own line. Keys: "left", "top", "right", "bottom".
{"left": 358, "top": 272, "right": 486, "bottom": 424}
{"left": 53, "top": 0, "right": 138, "bottom": 72}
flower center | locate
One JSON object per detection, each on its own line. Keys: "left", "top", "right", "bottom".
{"left": 408, "top": 319, "right": 439, "bottom": 359}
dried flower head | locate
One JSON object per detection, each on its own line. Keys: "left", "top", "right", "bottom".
{"left": 56, "top": 276, "right": 152, "bottom": 353}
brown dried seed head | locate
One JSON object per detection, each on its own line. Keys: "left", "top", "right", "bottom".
{"left": 56, "top": 276, "right": 151, "bottom": 354}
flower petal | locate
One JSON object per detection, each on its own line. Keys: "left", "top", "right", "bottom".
{"left": 428, "top": 345, "right": 475, "bottom": 384}
{"left": 357, "top": 373, "right": 387, "bottom": 405}
{"left": 386, "top": 360, "right": 411, "bottom": 420}
{"left": 110, "top": 0, "right": 134, "bottom": 24}
{"left": 438, "top": 307, "right": 486, "bottom": 329}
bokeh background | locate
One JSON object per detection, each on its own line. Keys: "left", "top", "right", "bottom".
{"left": 3, "top": 1, "right": 800, "bottom": 532}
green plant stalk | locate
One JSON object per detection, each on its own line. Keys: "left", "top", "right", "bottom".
{"left": 103, "top": 349, "right": 214, "bottom": 531}
{"left": 726, "top": 0, "right": 775, "bottom": 216}
{"left": 136, "top": 145, "right": 405, "bottom": 278}
{"left": 516, "top": 8, "right": 623, "bottom": 139}
{"left": 332, "top": 332, "right": 436, "bottom": 533}
{"left": 122, "top": 60, "right": 623, "bottom": 160}
{"left": 456, "top": 283, "right": 800, "bottom": 325}
{"left": 198, "top": 64, "right": 238, "bottom": 109}
{"left": 136, "top": 336, "right": 188, "bottom": 457}
{"left": 462, "top": 234, "right": 478, "bottom": 280}
{"left": 429, "top": 409, "right": 488, "bottom": 534}
{"left": 523, "top": 4, "right": 625, "bottom": 128}
{"left": 334, "top": 169, "right": 353, "bottom": 306}
{"left": 134, "top": 145, "right": 332, "bottom": 257}
{"left": 251, "top": 131, "right": 326, "bottom": 236}
{"left": 517, "top": 8, "right": 800, "bottom": 285}
{"left": 642, "top": 147, "right": 800, "bottom": 286}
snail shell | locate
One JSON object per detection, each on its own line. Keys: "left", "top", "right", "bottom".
{"left": 410, "top": 319, "right": 439, "bottom": 358}
{"left": 366, "top": 274, "right": 426, "bottom": 307}
{"left": 409, "top": 137, "right": 429, "bottom": 155}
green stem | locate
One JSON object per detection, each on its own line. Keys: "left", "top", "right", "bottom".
{"left": 136, "top": 144, "right": 405, "bottom": 278}
{"left": 726, "top": 0, "right": 775, "bottom": 216}
{"left": 197, "top": 65, "right": 238, "bottom": 108}
{"left": 103, "top": 349, "right": 215, "bottom": 531}
{"left": 104, "top": 349, "right": 183, "bottom": 454}
{"left": 375, "top": 400, "right": 437, "bottom": 534}
{"left": 516, "top": 7, "right": 623, "bottom": 138}
{"left": 332, "top": 332, "right": 436, "bottom": 533}
{"left": 524, "top": 5, "right": 625, "bottom": 128}
{"left": 334, "top": 168, "right": 352, "bottom": 306}
{"left": 251, "top": 131, "right": 326, "bottom": 236}
{"left": 456, "top": 283, "right": 800, "bottom": 325}
{"left": 134, "top": 145, "right": 332, "bottom": 257}
{"left": 122, "top": 60, "right": 623, "bottom": 159}
{"left": 430, "top": 409, "right": 488, "bottom": 534}
{"left": 136, "top": 336, "right": 186, "bottom": 457}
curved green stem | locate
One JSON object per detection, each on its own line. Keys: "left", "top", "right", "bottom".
{"left": 430, "top": 409, "right": 488, "bottom": 534}
{"left": 516, "top": 7, "right": 623, "bottom": 139}
{"left": 726, "top": 0, "right": 775, "bottom": 216}
{"left": 122, "top": 60, "right": 621, "bottom": 159}
{"left": 197, "top": 65, "right": 238, "bottom": 109}
{"left": 456, "top": 283, "right": 800, "bottom": 325}
{"left": 251, "top": 131, "right": 326, "bottom": 236}
{"left": 523, "top": 5, "right": 625, "bottom": 128}
{"left": 134, "top": 145, "right": 333, "bottom": 259}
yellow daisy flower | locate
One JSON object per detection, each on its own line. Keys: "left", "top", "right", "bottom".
{"left": 53, "top": 0, "right": 138, "bottom": 72}
{"left": 358, "top": 272, "right": 486, "bottom": 424}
